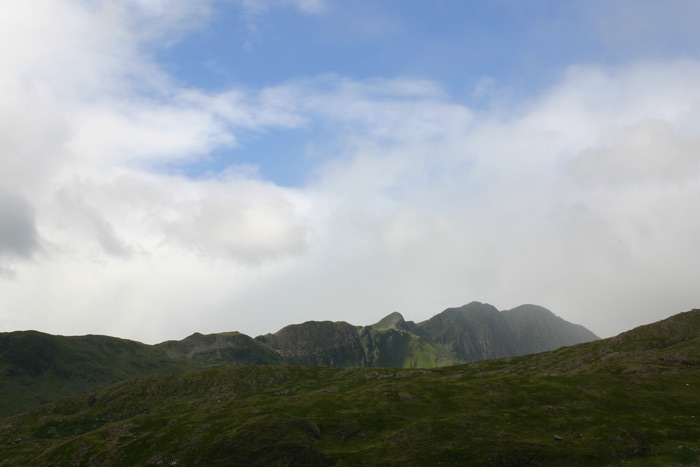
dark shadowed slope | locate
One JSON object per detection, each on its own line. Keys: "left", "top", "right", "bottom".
{"left": 501, "top": 304, "right": 599, "bottom": 355}
{"left": 417, "top": 301, "right": 598, "bottom": 362}
{"left": 0, "top": 331, "right": 182, "bottom": 418}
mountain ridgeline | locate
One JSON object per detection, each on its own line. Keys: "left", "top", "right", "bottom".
{"left": 255, "top": 302, "right": 597, "bottom": 367}
{"left": 0, "top": 301, "right": 596, "bottom": 418}
{"left": 2, "top": 308, "right": 699, "bottom": 465}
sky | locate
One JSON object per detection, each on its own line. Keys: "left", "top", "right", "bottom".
{"left": 1, "top": 0, "right": 700, "bottom": 344}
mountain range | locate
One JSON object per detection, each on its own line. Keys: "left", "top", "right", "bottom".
{"left": 0, "top": 301, "right": 596, "bottom": 418}
{"left": 1, "top": 306, "right": 698, "bottom": 465}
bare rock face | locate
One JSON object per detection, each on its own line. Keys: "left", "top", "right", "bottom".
{"left": 256, "top": 321, "right": 367, "bottom": 367}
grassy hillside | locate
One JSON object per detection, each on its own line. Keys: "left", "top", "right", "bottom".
{"left": 1, "top": 309, "right": 698, "bottom": 466}
{"left": 0, "top": 303, "right": 596, "bottom": 418}
{"left": 0, "top": 331, "right": 185, "bottom": 418}
{"left": 0, "top": 331, "right": 285, "bottom": 419}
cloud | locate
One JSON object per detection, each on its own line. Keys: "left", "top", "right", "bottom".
{"left": 160, "top": 176, "right": 309, "bottom": 262}
{"left": 0, "top": 192, "right": 41, "bottom": 276}
{"left": 1, "top": 0, "right": 699, "bottom": 344}
{"left": 239, "top": 60, "right": 700, "bottom": 339}
{"left": 54, "top": 185, "right": 132, "bottom": 258}
{"left": 569, "top": 120, "right": 700, "bottom": 185}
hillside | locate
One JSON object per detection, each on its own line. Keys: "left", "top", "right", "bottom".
{"left": 0, "top": 309, "right": 697, "bottom": 465}
{"left": 0, "top": 331, "right": 183, "bottom": 418}
{"left": 0, "top": 302, "right": 595, "bottom": 418}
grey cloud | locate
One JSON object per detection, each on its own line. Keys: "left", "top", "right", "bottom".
{"left": 55, "top": 188, "right": 132, "bottom": 258}
{"left": 0, "top": 191, "right": 40, "bottom": 259}
{"left": 0, "top": 265, "right": 15, "bottom": 279}
{"left": 568, "top": 120, "right": 700, "bottom": 186}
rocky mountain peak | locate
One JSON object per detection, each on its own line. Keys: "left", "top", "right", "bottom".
{"left": 371, "top": 312, "right": 407, "bottom": 330}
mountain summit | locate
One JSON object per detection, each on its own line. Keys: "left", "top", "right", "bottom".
{"left": 0, "top": 301, "right": 596, "bottom": 417}
{"left": 371, "top": 311, "right": 411, "bottom": 331}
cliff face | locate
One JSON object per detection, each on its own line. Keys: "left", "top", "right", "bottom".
{"left": 256, "top": 321, "right": 367, "bottom": 367}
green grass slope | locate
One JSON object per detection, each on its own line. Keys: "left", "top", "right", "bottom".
{"left": 0, "top": 331, "right": 186, "bottom": 419}
{"left": 0, "top": 330, "right": 285, "bottom": 418}
{"left": 1, "top": 309, "right": 698, "bottom": 466}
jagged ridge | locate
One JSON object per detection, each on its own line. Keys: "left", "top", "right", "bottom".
{"left": 0, "top": 301, "right": 596, "bottom": 417}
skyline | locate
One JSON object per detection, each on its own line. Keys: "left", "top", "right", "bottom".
{"left": 1, "top": 0, "right": 700, "bottom": 343}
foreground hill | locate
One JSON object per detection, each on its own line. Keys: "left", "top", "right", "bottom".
{"left": 0, "top": 309, "right": 697, "bottom": 465}
{"left": 0, "top": 302, "right": 595, "bottom": 418}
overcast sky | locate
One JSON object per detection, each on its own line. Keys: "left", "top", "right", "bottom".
{"left": 1, "top": 0, "right": 699, "bottom": 343}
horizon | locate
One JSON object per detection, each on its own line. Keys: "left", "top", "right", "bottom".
{"left": 1, "top": 0, "right": 699, "bottom": 344}
{"left": 5, "top": 299, "right": 686, "bottom": 346}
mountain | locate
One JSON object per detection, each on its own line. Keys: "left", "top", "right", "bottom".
{"left": 255, "top": 315, "right": 455, "bottom": 368}
{"left": 417, "top": 302, "right": 598, "bottom": 362}
{"left": 156, "top": 331, "right": 285, "bottom": 367}
{"left": 0, "top": 309, "right": 698, "bottom": 466}
{"left": 502, "top": 304, "right": 600, "bottom": 354}
{"left": 0, "top": 302, "right": 595, "bottom": 418}
{"left": 258, "top": 301, "right": 597, "bottom": 367}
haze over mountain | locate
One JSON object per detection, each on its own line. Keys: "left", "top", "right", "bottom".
{"left": 1, "top": 307, "right": 697, "bottom": 465}
{"left": 0, "top": 302, "right": 595, "bottom": 418}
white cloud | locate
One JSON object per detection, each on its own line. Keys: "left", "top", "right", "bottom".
{"left": 1, "top": 0, "right": 699, "bottom": 343}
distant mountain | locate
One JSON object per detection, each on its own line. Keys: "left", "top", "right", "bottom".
{"left": 156, "top": 331, "right": 284, "bottom": 367}
{"left": 501, "top": 304, "right": 599, "bottom": 355}
{"left": 258, "top": 301, "right": 597, "bottom": 367}
{"left": 255, "top": 316, "right": 455, "bottom": 368}
{"left": 0, "top": 301, "right": 596, "bottom": 417}
{"left": 417, "top": 302, "right": 598, "bottom": 362}
{"left": 1, "top": 308, "right": 698, "bottom": 466}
